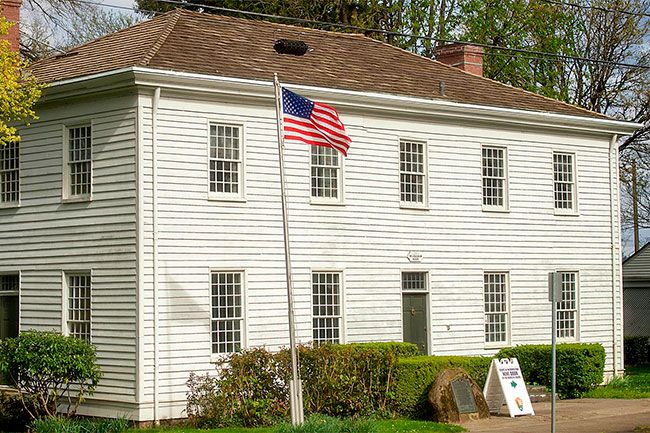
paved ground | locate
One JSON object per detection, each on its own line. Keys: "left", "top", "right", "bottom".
{"left": 464, "top": 399, "right": 650, "bottom": 433}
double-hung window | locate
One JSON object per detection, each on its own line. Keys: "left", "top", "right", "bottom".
{"left": 312, "top": 271, "right": 342, "bottom": 344}
{"left": 210, "top": 271, "right": 243, "bottom": 354}
{"left": 66, "top": 273, "right": 91, "bottom": 342}
{"left": 209, "top": 123, "right": 243, "bottom": 199}
{"left": 484, "top": 272, "right": 509, "bottom": 345}
{"left": 0, "top": 142, "right": 19, "bottom": 205}
{"left": 65, "top": 126, "right": 92, "bottom": 200}
{"left": 553, "top": 152, "right": 577, "bottom": 213}
{"left": 311, "top": 146, "right": 342, "bottom": 202}
{"left": 400, "top": 140, "right": 427, "bottom": 207}
{"left": 556, "top": 271, "right": 578, "bottom": 340}
{"left": 482, "top": 146, "right": 508, "bottom": 210}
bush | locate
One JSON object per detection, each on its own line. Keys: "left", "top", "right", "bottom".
{"left": 187, "top": 343, "right": 408, "bottom": 427}
{"left": 343, "top": 342, "right": 419, "bottom": 358}
{"left": 0, "top": 331, "right": 102, "bottom": 419}
{"left": 391, "top": 355, "right": 492, "bottom": 419}
{"left": 0, "top": 391, "right": 30, "bottom": 432}
{"left": 624, "top": 336, "right": 650, "bottom": 366}
{"left": 497, "top": 343, "right": 605, "bottom": 399}
{"left": 275, "top": 415, "right": 376, "bottom": 433}
{"left": 31, "top": 416, "right": 129, "bottom": 433}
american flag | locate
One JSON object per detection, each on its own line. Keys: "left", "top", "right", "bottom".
{"left": 282, "top": 88, "right": 351, "bottom": 156}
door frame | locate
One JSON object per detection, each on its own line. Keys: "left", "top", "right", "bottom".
{"left": 0, "top": 271, "right": 20, "bottom": 339}
{"left": 400, "top": 270, "right": 430, "bottom": 355}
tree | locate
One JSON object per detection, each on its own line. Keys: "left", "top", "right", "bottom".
{"left": 0, "top": 17, "right": 42, "bottom": 147}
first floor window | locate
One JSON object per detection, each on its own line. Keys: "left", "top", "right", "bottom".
{"left": 67, "top": 273, "right": 91, "bottom": 342}
{"left": 311, "top": 146, "right": 341, "bottom": 200}
{"left": 209, "top": 123, "right": 243, "bottom": 197}
{"left": 482, "top": 146, "right": 507, "bottom": 209}
{"left": 312, "top": 272, "right": 342, "bottom": 344}
{"left": 0, "top": 142, "right": 19, "bottom": 204}
{"left": 556, "top": 272, "right": 578, "bottom": 339}
{"left": 211, "top": 271, "right": 243, "bottom": 354}
{"left": 0, "top": 274, "right": 19, "bottom": 340}
{"left": 66, "top": 126, "right": 92, "bottom": 198}
{"left": 484, "top": 272, "right": 509, "bottom": 344}
{"left": 400, "top": 140, "right": 426, "bottom": 206}
{"left": 553, "top": 152, "right": 576, "bottom": 211}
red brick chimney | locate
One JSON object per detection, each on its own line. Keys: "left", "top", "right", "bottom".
{"left": 1, "top": 0, "right": 22, "bottom": 52}
{"left": 434, "top": 43, "right": 484, "bottom": 77}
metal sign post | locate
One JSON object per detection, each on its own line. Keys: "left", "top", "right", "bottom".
{"left": 548, "top": 272, "right": 561, "bottom": 433}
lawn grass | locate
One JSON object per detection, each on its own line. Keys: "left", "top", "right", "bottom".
{"left": 584, "top": 364, "right": 650, "bottom": 399}
{"left": 127, "top": 419, "right": 464, "bottom": 433}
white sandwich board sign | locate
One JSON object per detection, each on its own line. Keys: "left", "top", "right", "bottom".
{"left": 483, "top": 358, "right": 535, "bottom": 417}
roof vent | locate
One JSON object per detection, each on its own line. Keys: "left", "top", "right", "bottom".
{"left": 274, "top": 39, "right": 309, "bottom": 56}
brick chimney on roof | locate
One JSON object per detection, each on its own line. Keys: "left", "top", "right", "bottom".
{"left": 1, "top": 0, "right": 22, "bottom": 52}
{"left": 434, "top": 43, "right": 484, "bottom": 77}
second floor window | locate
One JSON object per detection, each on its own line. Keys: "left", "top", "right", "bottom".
{"left": 67, "top": 273, "right": 91, "bottom": 342}
{"left": 311, "top": 146, "right": 341, "bottom": 201}
{"left": 209, "top": 124, "right": 243, "bottom": 198}
{"left": 0, "top": 142, "right": 19, "bottom": 204}
{"left": 400, "top": 140, "right": 426, "bottom": 206}
{"left": 553, "top": 152, "right": 576, "bottom": 212}
{"left": 482, "top": 146, "right": 507, "bottom": 209}
{"left": 66, "top": 126, "right": 92, "bottom": 199}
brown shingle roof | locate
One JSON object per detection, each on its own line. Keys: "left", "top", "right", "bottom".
{"left": 31, "top": 9, "right": 605, "bottom": 119}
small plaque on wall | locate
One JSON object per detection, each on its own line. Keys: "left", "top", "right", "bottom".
{"left": 407, "top": 251, "right": 423, "bottom": 263}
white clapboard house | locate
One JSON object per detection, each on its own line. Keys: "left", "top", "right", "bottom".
{"left": 0, "top": 8, "right": 639, "bottom": 422}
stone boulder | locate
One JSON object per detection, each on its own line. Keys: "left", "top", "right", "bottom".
{"left": 428, "top": 368, "right": 490, "bottom": 423}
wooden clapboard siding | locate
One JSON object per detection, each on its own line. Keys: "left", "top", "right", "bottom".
{"left": 0, "top": 92, "right": 138, "bottom": 405}
{"left": 138, "top": 88, "right": 622, "bottom": 419}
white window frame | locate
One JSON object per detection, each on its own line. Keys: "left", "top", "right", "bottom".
{"left": 0, "top": 272, "right": 20, "bottom": 334}
{"left": 62, "top": 271, "right": 92, "bottom": 343}
{"left": 310, "top": 145, "right": 344, "bottom": 205}
{"left": 0, "top": 142, "right": 20, "bottom": 207}
{"left": 311, "top": 270, "right": 345, "bottom": 345}
{"left": 207, "top": 122, "right": 245, "bottom": 202}
{"left": 481, "top": 145, "right": 509, "bottom": 212}
{"left": 209, "top": 269, "right": 246, "bottom": 358}
{"left": 62, "top": 124, "right": 93, "bottom": 202}
{"left": 483, "top": 271, "right": 511, "bottom": 347}
{"left": 553, "top": 151, "right": 578, "bottom": 215}
{"left": 401, "top": 270, "right": 429, "bottom": 293}
{"left": 556, "top": 271, "right": 579, "bottom": 342}
{"left": 399, "top": 139, "right": 428, "bottom": 209}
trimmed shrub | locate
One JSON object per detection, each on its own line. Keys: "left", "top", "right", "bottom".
{"left": 497, "top": 343, "right": 605, "bottom": 398}
{"left": 391, "top": 355, "right": 492, "bottom": 419}
{"left": 0, "top": 331, "right": 102, "bottom": 419}
{"left": 31, "top": 416, "right": 129, "bottom": 433}
{"left": 0, "top": 391, "right": 30, "bottom": 432}
{"left": 624, "top": 336, "right": 650, "bottom": 366}
{"left": 275, "top": 415, "right": 377, "bottom": 433}
{"left": 343, "top": 342, "right": 419, "bottom": 358}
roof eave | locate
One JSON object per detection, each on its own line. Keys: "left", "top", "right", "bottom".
{"left": 45, "top": 66, "right": 642, "bottom": 136}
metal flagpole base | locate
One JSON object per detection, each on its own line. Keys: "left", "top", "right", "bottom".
{"left": 290, "top": 379, "right": 304, "bottom": 425}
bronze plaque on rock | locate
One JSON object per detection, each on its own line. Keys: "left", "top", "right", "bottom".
{"left": 451, "top": 377, "right": 478, "bottom": 414}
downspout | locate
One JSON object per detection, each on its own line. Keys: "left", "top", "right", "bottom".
{"left": 152, "top": 87, "right": 161, "bottom": 424}
{"left": 609, "top": 134, "right": 619, "bottom": 377}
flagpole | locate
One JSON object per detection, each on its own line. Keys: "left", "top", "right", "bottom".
{"left": 273, "top": 73, "right": 304, "bottom": 426}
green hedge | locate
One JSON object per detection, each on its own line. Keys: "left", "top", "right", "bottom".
{"left": 343, "top": 342, "right": 419, "bottom": 358}
{"left": 624, "top": 336, "right": 650, "bottom": 366}
{"left": 391, "top": 355, "right": 492, "bottom": 419}
{"left": 497, "top": 343, "right": 605, "bottom": 398}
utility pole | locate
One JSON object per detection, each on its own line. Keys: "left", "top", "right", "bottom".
{"left": 632, "top": 161, "right": 640, "bottom": 252}
{"left": 437, "top": 0, "right": 446, "bottom": 48}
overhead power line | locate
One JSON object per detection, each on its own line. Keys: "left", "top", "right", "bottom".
{"left": 20, "top": 29, "right": 67, "bottom": 54}
{"left": 41, "top": 0, "right": 650, "bottom": 70}
{"left": 536, "top": 0, "right": 650, "bottom": 19}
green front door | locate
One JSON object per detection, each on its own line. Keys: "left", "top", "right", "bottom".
{"left": 0, "top": 295, "right": 18, "bottom": 340}
{"left": 402, "top": 293, "right": 428, "bottom": 354}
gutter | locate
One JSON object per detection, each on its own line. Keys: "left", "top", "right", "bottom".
{"left": 609, "top": 134, "right": 620, "bottom": 377}
{"left": 44, "top": 67, "right": 642, "bottom": 136}
{"left": 152, "top": 87, "right": 161, "bottom": 424}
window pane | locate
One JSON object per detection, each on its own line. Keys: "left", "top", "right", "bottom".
{"left": 556, "top": 272, "right": 577, "bottom": 338}
{"left": 401, "top": 272, "right": 427, "bottom": 291}
{"left": 209, "top": 124, "right": 242, "bottom": 195}
{"left": 68, "top": 273, "right": 91, "bottom": 342}
{"left": 553, "top": 153, "right": 575, "bottom": 210}
{"left": 311, "top": 146, "right": 340, "bottom": 199}
{"left": 482, "top": 147, "right": 506, "bottom": 208}
{"left": 211, "top": 271, "right": 243, "bottom": 354}
{"left": 0, "top": 142, "right": 19, "bottom": 203}
{"left": 312, "top": 272, "right": 341, "bottom": 344}
{"left": 484, "top": 272, "right": 508, "bottom": 343}
{"left": 400, "top": 140, "right": 426, "bottom": 204}
{"left": 68, "top": 127, "right": 92, "bottom": 197}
